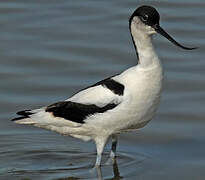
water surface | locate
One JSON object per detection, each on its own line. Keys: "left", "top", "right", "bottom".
{"left": 0, "top": 0, "right": 205, "bottom": 179}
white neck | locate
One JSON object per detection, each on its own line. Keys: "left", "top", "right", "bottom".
{"left": 130, "top": 22, "right": 160, "bottom": 69}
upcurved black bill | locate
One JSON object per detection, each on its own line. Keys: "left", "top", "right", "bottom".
{"left": 154, "top": 24, "right": 197, "bottom": 50}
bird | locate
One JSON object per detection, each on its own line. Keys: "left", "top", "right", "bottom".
{"left": 12, "top": 5, "right": 196, "bottom": 167}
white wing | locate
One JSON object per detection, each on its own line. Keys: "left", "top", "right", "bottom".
{"left": 12, "top": 76, "right": 125, "bottom": 127}
{"left": 67, "top": 84, "right": 123, "bottom": 107}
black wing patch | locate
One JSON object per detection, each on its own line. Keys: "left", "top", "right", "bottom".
{"left": 91, "top": 77, "right": 124, "bottom": 96}
{"left": 45, "top": 101, "right": 118, "bottom": 124}
{"left": 71, "top": 74, "right": 124, "bottom": 97}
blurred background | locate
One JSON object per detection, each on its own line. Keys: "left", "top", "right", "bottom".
{"left": 0, "top": 0, "right": 204, "bottom": 179}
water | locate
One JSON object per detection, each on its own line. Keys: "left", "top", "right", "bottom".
{"left": 0, "top": 0, "right": 205, "bottom": 179}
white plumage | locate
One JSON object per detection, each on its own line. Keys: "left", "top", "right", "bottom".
{"left": 12, "top": 5, "right": 195, "bottom": 167}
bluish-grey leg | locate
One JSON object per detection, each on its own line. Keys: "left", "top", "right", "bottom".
{"left": 105, "top": 134, "right": 118, "bottom": 165}
{"left": 94, "top": 136, "right": 109, "bottom": 167}
{"left": 110, "top": 134, "right": 118, "bottom": 159}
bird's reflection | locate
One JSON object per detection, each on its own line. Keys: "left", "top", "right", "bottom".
{"left": 54, "top": 158, "right": 123, "bottom": 180}
{"left": 19, "top": 158, "right": 123, "bottom": 180}
{"left": 97, "top": 159, "right": 123, "bottom": 180}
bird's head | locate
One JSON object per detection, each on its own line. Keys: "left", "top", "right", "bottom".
{"left": 129, "top": 5, "right": 196, "bottom": 50}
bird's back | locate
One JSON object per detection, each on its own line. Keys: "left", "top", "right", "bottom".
{"left": 83, "top": 63, "right": 163, "bottom": 134}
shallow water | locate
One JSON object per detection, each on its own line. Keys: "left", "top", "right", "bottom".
{"left": 0, "top": 0, "right": 205, "bottom": 179}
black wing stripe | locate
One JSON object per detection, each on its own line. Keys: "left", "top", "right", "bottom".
{"left": 102, "top": 79, "right": 124, "bottom": 96}
{"left": 92, "top": 78, "right": 124, "bottom": 96}
{"left": 71, "top": 74, "right": 124, "bottom": 97}
{"left": 45, "top": 101, "right": 118, "bottom": 124}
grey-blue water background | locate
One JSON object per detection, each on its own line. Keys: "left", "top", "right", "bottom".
{"left": 0, "top": 0, "right": 204, "bottom": 179}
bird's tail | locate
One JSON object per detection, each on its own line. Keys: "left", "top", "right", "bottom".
{"left": 11, "top": 107, "right": 83, "bottom": 136}
{"left": 11, "top": 109, "right": 41, "bottom": 125}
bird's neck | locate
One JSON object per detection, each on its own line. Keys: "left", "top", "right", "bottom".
{"left": 130, "top": 24, "right": 160, "bottom": 69}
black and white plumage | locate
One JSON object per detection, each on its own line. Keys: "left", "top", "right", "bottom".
{"left": 12, "top": 5, "right": 196, "bottom": 167}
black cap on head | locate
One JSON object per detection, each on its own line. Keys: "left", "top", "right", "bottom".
{"left": 129, "top": 5, "right": 197, "bottom": 50}
{"left": 129, "top": 5, "right": 160, "bottom": 27}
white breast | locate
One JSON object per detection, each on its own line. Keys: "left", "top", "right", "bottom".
{"left": 83, "top": 63, "right": 163, "bottom": 135}
{"left": 111, "top": 63, "right": 163, "bottom": 132}
{"left": 84, "top": 19, "right": 164, "bottom": 134}
{"left": 131, "top": 66, "right": 162, "bottom": 121}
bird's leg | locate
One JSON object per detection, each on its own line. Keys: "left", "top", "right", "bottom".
{"left": 94, "top": 136, "right": 109, "bottom": 167}
{"left": 95, "top": 153, "right": 102, "bottom": 167}
{"left": 105, "top": 134, "right": 118, "bottom": 165}
{"left": 110, "top": 134, "right": 118, "bottom": 159}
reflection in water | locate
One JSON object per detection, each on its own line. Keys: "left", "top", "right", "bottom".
{"left": 23, "top": 177, "right": 81, "bottom": 180}
{"left": 1, "top": 0, "right": 205, "bottom": 179}
{"left": 3, "top": 144, "right": 148, "bottom": 180}
{"left": 104, "top": 159, "right": 122, "bottom": 180}
{"left": 55, "top": 177, "right": 80, "bottom": 180}
{"left": 55, "top": 159, "right": 123, "bottom": 180}
{"left": 14, "top": 158, "right": 123, "bottom": 180}
{"left": 3, "top": 146, "right": 148, "bottom": 180}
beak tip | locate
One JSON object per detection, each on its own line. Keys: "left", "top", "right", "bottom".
{"left": 183, "top": 46, "right": 198, "bottom": 50}
{"left": 155, "top": 25, "right": 197, "bottom": 51}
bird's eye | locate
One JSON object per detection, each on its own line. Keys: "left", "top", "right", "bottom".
{"left": 141, "top": 15, "right": 148, "bottom": 22}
